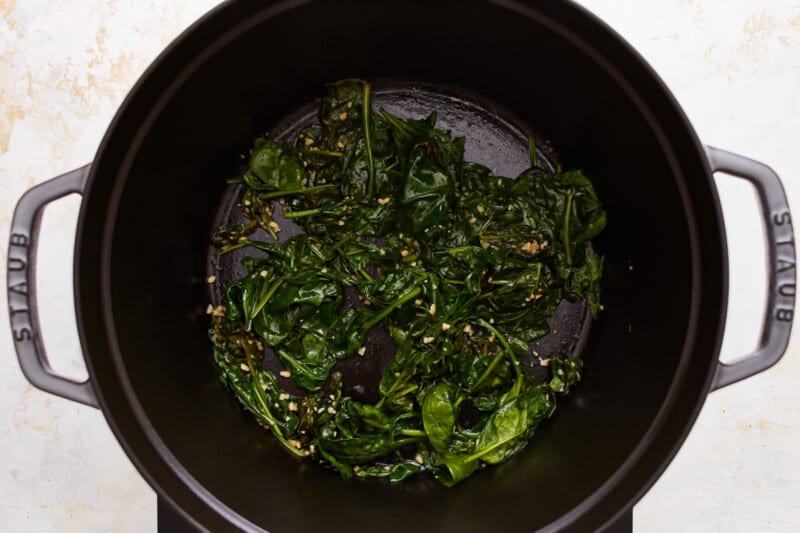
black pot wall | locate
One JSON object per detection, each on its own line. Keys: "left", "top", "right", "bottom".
{"left": 75, "top": 1, "right": 726, "bottom": 531}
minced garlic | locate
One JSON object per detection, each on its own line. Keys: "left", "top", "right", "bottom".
{"left": 521, "top": 241, "right": 540, "bottom": 254}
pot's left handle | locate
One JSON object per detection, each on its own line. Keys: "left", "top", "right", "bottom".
{"left": 7, "top": 165, "right": 98, "bottom": 407}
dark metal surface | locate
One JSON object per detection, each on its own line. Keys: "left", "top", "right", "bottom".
{"left": 704, "top": 146, "right": 795, "bottom": 389}
{"left": 159, "top": 497, "right": 201, "bottom": 533}
{"left": 6, "top": 165, "right": 97, "bottom": 407}
{"left": 602, "top": 511, "right": 633, "bottom": 533}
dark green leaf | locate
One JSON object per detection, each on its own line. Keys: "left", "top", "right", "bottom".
{"left": 421, "top": 382, "right": 456, "bottom": 452}
{"left": 549, "top": 356, "right": 583, "bottom": 394}
{"left": 247, "top": 138, "right": 305, "bottom": 191}
{"left": 354, "top": 461, "right": 423, "bottom": 482}
{"left": 470, "top": 384, "right": 554, "bottom": 464}
{"left": 430, "top": 452, "right": 480, "bottom": 487}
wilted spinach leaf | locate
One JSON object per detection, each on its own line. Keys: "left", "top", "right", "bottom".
{"left": 422, "top": 382, "right": 456, "bottom": 452}
{"left": 209, "top": 79, "right": 605, "bottom": 486}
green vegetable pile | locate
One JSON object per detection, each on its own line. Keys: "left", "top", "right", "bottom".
{"left": 209, "top": 79, "right": 606, "bottom": 486}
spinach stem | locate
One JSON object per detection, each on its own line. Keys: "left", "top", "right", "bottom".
{"left": 476, "top": 319, "right": 522, "bottom": 383}
{"left": 303, "top": 149, "right": 344, "bottom": 158}
{"left": 218, "top": 221, "right": 259, "bottom": 254}
{"left": 363, "top": 286, "right": 422, "bottom": 331}
{"left": 397, "top": 429, "right": 426, "bottom": 438}
{"left": 528, "top": 135, "right": 537, "bottom": 167}
{"left": 363, "top": 418, "right": 390, "bottom": 431}
{"left": 379, "top": 108, "right": 412, "bottom": 135}
{"left": 534, "top": 263, "right": 543, "bottom": 290}
{"left": 284, "top": 207, "right": 323, "bottom": 219}
{"left": 377, "top": 384, "right": 418, "bottom": 411}
{"left": 359, "top": 268, "right": 374, "bottom": 282}
{"left": 471, "top": 352, "right": 505, "bottom": 392}
{"left": 218, "top": 241, "right": 250, "bottom": 255}
{"left": 362, "top": 82, "right": 376, "bottom": 198}
{"left": 241, "top": 338, "right": 304, "bottom": 457}
{"left": 376, "top": 373, "right": 413, "bottom": 409}
{"left": 429, "top": 273, "right": 438, "bottom": 319}
{"left": 384, "top": 158, "right": 399, "bottom": 173}
{"left": 260, "top": 184, "right": 336, "bottom": 199}
{"left": 563, "top": 188, "right": 575, "bottom": 265}
{"left": 393, "top": 384, "right": 418, "bottom": 398}
{"left": 252, "top": 278, "right": 284, "bottom": 319}
{"left": 464, "top": 428, "right": 526, "bottom": 463}
{"left": 394, "top": 436, "right": 424, "bottom": 448}
{"left": 328, "top": 234, "right": 352, "bottom": 255}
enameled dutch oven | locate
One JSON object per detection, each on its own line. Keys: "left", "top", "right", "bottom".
{"left": 7, "top": 1, "right": 795, "bottom": 531}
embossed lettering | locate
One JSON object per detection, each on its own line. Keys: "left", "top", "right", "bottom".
{"left": 8, "top": 282, "right": 27, "bottom": 296}
{"left": 778, "top": 283, "right": 795, "bottom": 297}
{"left": 773, "top": 211, "right": 792, "bottom": 226}
{"left": 8, "top": 305, "right": 29, "bottom": 316}
{"left": 776, "top": 238, "right": 795, "bottom": 247}
{"left": 13, "top": 327, "right": 32, "bottom": 342}
{"left": 9, "top": 233, "right": 29, "bottom": 247}
{"left": 778, "top": 258, "right": 796, "bottom": 273}
{"left": 776, "top": 308, "right": 794, "bottom": 322}
{"left": 8, "top": 257, "right": 25, "bottom": 271}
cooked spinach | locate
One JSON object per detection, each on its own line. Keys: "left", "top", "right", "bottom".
{"left": 209, "top": 79, "right": 605, "bottom": 485}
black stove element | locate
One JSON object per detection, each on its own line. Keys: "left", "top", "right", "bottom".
{"left": 157, "top": 497, "right": 633, "bottom": 532}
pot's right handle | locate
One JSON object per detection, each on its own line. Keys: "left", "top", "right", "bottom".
{"left": 705, "top": 146, "right": 795, "bottom": 390}
{"left": 7, "top": 165, "right": 98, "bottom": 407}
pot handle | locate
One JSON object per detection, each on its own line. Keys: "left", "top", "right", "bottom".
{"left": 705, "top": 146, "right": 795, "bottom": 390}
{"left": 7, "top": 165, "right": 98, "bottom": 407}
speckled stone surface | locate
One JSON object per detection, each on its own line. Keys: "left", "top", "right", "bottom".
{"left": 1, "top": 1, "right": 798, "bottom": 531}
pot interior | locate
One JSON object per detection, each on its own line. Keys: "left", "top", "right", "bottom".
{"left": 92, "top": 1, "right": 724, "bottom": 531}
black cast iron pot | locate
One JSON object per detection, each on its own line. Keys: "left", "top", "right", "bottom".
{"left": 7, "top": 1, "right": 796, "bottom": 531}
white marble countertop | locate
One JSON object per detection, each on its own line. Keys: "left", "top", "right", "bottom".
{"left": 1, "top": 1, "right": 798, "bottom": 531}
